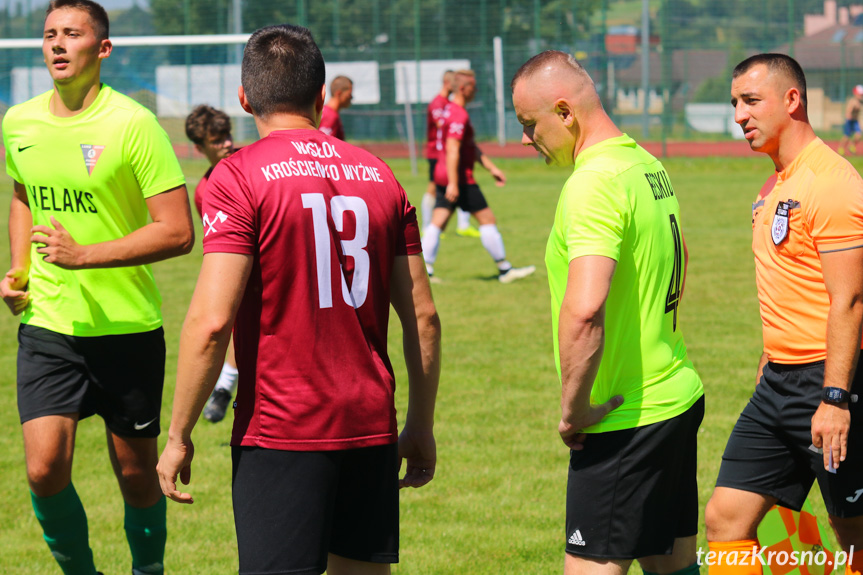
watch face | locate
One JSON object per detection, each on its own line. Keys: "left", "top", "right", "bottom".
{"left": 824, "top": 387, "right": 848, "bottom": 403}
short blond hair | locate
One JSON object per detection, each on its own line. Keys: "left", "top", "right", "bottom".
{"left": 453, "top": 69, "right": 475, "bottom": 90}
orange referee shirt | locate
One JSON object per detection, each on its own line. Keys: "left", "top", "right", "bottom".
{"left": 752, "top": 138, "right": 863, "bottom": 364}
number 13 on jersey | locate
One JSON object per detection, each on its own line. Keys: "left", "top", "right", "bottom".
{"left": 302, "top": 193, "right": 370, "bottom": 310}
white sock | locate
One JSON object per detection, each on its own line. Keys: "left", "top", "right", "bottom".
{"left": 421, "top": 224, "right": 442, "bottom": 269}
{"left": 456, "top": 208, "right": 471, "bottom": 231}
{"left": 421, "top": 193, "right": 436, "bottom": 230}
{"left": 214, "top": 363, "right": 239, "bottom": 394}
{"left": 479, "top": 224, "right": 509, "bottom": 270}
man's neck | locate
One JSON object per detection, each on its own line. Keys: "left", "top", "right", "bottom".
{"left": 770, "top": 122, "right": 817, "bottom": 172}
{"left": 452, "top": 94, "right": 466, "bottom": 108}
{"left": 325, "top": 99, "right": 340, "bottom": 112}
{"left": 50, "top": 80, "right": 102, "bottom": 118}
{"left": 572, "top": 113, "right": 623, "bottom": 162}
{"left": 438, "top": 88, "right": 450, "bottom": 99}
{"left": 254, "top": 112, "right": 319, "bottom": 138}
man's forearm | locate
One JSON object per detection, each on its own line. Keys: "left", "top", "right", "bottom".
{"left": 755, "top": 351, "right": 769, "bottom": 387}
{"left": 478, "top": 152, "right": 496, "bottom": 173}
{"left": 403, "top": 308, "right": 441, "bottom": 430}
{"left": 824, "top": 299, "right": 863, "bottom": 391}
{"left": 72, "top": 218, "right": 194, "bottom": 268}
{"left": 169, "top": 310, "right": 233, "bottom": 442}
{"left": 9, "top": 185, "right": 33, "bottom": 272}
{"left": 446, "top": 140, "right": 460, "bottom": 186}
{"left": 33, "top": 186, "right": 195, "bottom": 269}
{"left": 559, "top": 307, "right": 605, "bottom": 425}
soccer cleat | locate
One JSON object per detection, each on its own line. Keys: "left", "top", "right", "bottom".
{"left": 851, "top": 143, "right": 858, "bottom": 154}
{"left": 203, "top": 388, "right": 232, "bottom": 423}
{"left": 839, "top": 147, "right": 846, "bottom": 156}
{"left": 498, "top": 265, "right": 536, "bottom": 284}
{"left": 455, "top": 226, "right": 481, "bottom": 238}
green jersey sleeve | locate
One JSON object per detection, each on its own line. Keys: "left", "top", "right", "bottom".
{"left": 559, "top": 170, "right": 629, "bottom": 263}
{"left": 124, "top": 108, "right": 186, "bottom": 199}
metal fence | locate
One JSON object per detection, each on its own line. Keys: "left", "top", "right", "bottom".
{"left": 2, "top": 0, "right": 862, "bottom": 146}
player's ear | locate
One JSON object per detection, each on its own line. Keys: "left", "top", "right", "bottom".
{"left": 98, "top": 38, "right": 112, "bottom": 60}
{"left": 238, "top": 85, "right": 253, "bottom": 115}
{"left": 316, "top": 85, "right": 326, "bottom": 113}
{"left": 786, "top": 87, "right": 803, "bottom": 116}
{"left": 555, "top": 99, "right": 575, "bottom": 127}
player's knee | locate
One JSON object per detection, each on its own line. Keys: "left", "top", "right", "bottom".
{"left": 828, "top": 515, "right": 863, "bottom": 549}
{"left": 704, "top": 494, "right": 733, "bottom": 540}
{"left": 115, "top": 461, "right": 157, "bottom": 493}
{"left": 27, "top": 458, "right": 71, "bottom": 495}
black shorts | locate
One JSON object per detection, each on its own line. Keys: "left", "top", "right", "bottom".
{"left": 716, "top": 360, "right": 863, "bottom": 518}
{"left": 232, "top": 443, "right": 399, "bottom": 575}
{"left": 565, "top": 396, "right": 704, "bottom": 559}
{"left": 434, "top": 183, "right": 489, "bottom": 213}
{"left": 428, "top": 158, "right": 437, "bottom": 182}
{"left": 17, "top": 323, "right": 165, "bottom": 438}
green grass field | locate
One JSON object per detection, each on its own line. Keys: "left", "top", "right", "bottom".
{"left": 0, "top": 151, "right": 852, "bottom": 574}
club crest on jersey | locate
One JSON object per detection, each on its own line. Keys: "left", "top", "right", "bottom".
{"left": 80, "top": 144, "right": 105, "bottom": 176}
{"left": 203, "top": 210, "right": 228, "bottom": 236}
{"left": 771, "top": 201, "right": 790, "bottom": 245}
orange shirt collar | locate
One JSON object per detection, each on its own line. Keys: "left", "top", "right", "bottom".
{"left": 776, "top": 137, "right": 823, "bottom": 184}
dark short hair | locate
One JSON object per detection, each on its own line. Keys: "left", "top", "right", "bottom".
{"left": 47, "top": 0, "right": 109, "bottom": 41}
{"left": 330, "top": 75, "right": 352, "bottom": 94}
{"left": 241, "top": 24, "right": 325, "bottom": 118}
{"left": 733, "top": 53, "right": 807, "bottom": 112}
{"left": 185, "top": 105, "right": 232, "bottom": 146}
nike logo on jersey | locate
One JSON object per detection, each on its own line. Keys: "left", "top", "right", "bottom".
{"left": 133, "top": 417, "right": 157, "bottom": 431}
{"left": 18, "top": 144, "right": 35, "bottom": 152}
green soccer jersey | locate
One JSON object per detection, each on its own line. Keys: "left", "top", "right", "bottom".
{"left": 2, "top": 86, "right": 186, "bottom": 336}
{"left": 546, "top": 134, "right": 703, "bottom": 433}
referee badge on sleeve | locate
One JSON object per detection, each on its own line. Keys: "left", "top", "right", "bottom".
{"left": 771, "top": 201, "right": 790, "bottom": 245}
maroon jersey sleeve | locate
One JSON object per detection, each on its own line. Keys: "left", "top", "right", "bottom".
{"left": 201, "top": 158, "right": 256, "bottom": 255}
{"left": 319, "top": 107, "right": 345, "bottom": 140}
{"left": 444, "top": 105, "right": 468, "bottom": 143}
{"left": 193, "top": 166, "right": 214, "bottom": 220}
{"left": 425, "top": 95, "right": 447, "bottom": 159}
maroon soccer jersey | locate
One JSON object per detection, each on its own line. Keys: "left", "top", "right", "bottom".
{"left": 426, "top": 94, "right": 448, "bottom": 159}
{"left": 202, "top": 129, "right": 421, "bottom": 451}
{"left": 193, "top": 165, "right": 214, "bottom": 219}
{"left": 319, "top": 106, "right": 345, "bottom": 140}
{"left": 433, "top": 102, "right": 477, "bottom": 186}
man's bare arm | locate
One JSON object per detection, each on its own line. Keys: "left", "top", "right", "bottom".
{"left": 755, "top": 351, "right": 769, "bottom": 387}
{"left": 445, "top": 137, "right": 461, "bottom": 203}
{"left": 1, "top": 181, "right": 34, "bottom": 314}
{"left": 475, "top": 145, "right": 505, "bottom": 186}
{"left": 157, "top": 252, "right": 252, "bottom": 503}
{"left": 558, "top": 255, "right": 623, "bottom": 450}
{"left": 812, "top": 246, "right": 863, "bottom": 470}
{"left": 390, "top": 254, "right": 441, "bottom": 488}
{"left": 31, "top": 185, "right": 195, "bottom": 269}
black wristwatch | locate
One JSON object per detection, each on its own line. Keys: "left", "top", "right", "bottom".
{"left": 822, "top": 387, "right": 851, "bottom": 405}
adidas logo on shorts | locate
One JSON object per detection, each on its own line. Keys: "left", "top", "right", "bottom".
{"left": 568, "top": 529, "right": 586, "bottom": 546}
